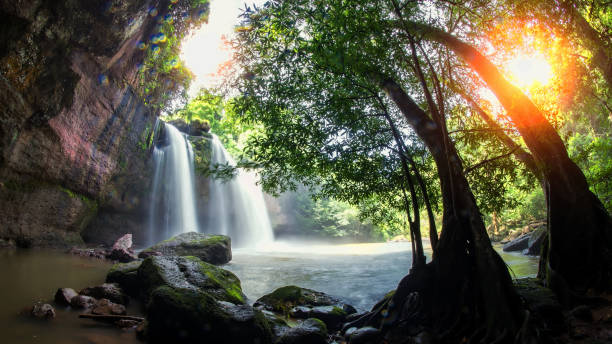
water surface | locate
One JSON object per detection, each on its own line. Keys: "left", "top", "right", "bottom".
{"left": 224, "top": 241, "right": 539, "bottom": 311}
{"left": 0, "top": 249, "right": 141, "bottom": 344}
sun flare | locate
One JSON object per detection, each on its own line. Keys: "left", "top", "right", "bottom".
{"left": 506, "top": 55, "right": 553, "bottom": 88}
{"left": 180, "top": 0, "right": 267, "bottom": 94}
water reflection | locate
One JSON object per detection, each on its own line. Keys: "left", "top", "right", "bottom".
{"left": 0, "top": 250, "right": 141, "bottom": 344}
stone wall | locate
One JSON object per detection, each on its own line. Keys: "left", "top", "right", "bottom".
{"left": 0, "top": 0, "right": 165, "bottom": 247}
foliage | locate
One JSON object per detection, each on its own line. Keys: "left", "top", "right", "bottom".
{"left": 169, "top": 88, "right": 255, "bottom": 157}
{"left": 292, "top": 191, "right": 382, "bottom": 241}
{"left": 137, "top": 0, "right": 211, "bottom": 111}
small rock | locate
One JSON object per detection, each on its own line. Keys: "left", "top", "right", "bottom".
{"left": 91, "top": 298, "right": 126, "bottom": 315}
{"left": 347, "top": 326, "right": 380, "bottom": 344}
{"left": 70, "top": 294, "right": 96, "bottom": 309}
{"left": 107, "top": 234, "right": 137, "bottom": 262}
{"left": 54, "top": 287, "right": 78, "bottom": 305}
{"left": 112, "top": 234, "right": 133, "bottom": 251}
{"left": 31, "top": 302, "right": 55, "bottom": 319}
{"left": 80, "top": 283, "right": 129, "bottom": 305}
{"left": 277, "top": 318, "right": 328, "bottom": 344}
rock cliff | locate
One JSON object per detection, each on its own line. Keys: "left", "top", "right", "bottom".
{"left": 0, "top": 0, "right": 207, "bottom": 247}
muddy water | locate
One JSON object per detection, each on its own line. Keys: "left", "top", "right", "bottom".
{"left": 0, "top": 249, "right": 141, "bottom": 344}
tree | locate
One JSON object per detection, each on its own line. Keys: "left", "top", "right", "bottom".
{"left": 403, "top": 19, "right": 612, "bottom": 299}
{"left": 232, "top": 1, "right": 528, "bottom": 341}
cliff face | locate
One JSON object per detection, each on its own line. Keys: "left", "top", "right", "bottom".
{"left": 0, "top": 0, "right": 167, "bottom": 247}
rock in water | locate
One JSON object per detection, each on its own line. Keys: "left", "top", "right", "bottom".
{"left": 91, "top": 298, "right": 126, "bottom": 316}
{"left": 145, "top": 286, "right": 272, "bottom": 344}
{"left": 254, "top": 285, "right": 356, "bottom": 331}
{"left": 79, "top": 283, "right": 129, "bottom": 305}
{"left": 70, "top": 295, "right": 96, "bottom": 309}
{"left": 106, "top": 260, "right": 142, "bottom": 296}
{"left": 112, "top": 233, "right": 133, "bottom": 251}
{"left": 138, "top": 256, "right": 244, "bottom": 304}
{"left": 31, "top": 302, "right": 55, "bottom": 319}
{"left": 108, "top": 233, "right": 137, "bottom": 262}
{"left": 523, "top": 228, "right": 546, "bottom": 256}
{"left": 346, "top": 327, "right": 381, "bottom": 344}
{"left": 502, "top": 234, "right": 530, "bottom": 252}
{"left": 139, "top": 256, "right": 271, "bottom": 343}
{"left": 140, "top": 232, "right": 232, "bottom": 265}
{"left": 54, "top": 287, "right": 78, "bottom": 305}
{"left": 276, "top": 318, "right": 328, "bottom": 344}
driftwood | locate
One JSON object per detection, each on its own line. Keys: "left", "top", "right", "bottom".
{"left": 79, "top": 314, "right": 144, "bottom": 322}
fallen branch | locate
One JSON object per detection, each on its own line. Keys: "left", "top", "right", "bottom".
{"left": 79, "top": 314, "right": 144, "bottom": 322}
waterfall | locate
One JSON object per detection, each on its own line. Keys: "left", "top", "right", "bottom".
{"left": 206, "top": 135, "right": 274, "bottom": 248}
{"left": 148, "top": 123, "right": 199, "bottom": 245}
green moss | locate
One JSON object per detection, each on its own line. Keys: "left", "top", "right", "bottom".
{"left": 185, "top": 256, "right": 245, "bottom": 304}
{"left": 195, "top": 235, "right": 226, "bottom": 246}
{"left": 330, "top": 306, "right": 347, "bottom": 316}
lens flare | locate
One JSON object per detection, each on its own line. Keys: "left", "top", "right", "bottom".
{"left": 506, "top": 55, "right": 552, "bottom": 87}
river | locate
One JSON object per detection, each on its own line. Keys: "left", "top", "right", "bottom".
{"left": 0, "top": 242, "right": 538, "bottom": 343}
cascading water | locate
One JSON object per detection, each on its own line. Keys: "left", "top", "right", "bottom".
{"left": 206, "top": 135, "right": 274, "bottom": 248}
{"left": 148, "top": 123, "right": 199, "bottom": 245}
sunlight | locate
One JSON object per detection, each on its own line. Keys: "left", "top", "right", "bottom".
{"left": 180, "top": 0, "right": 266, "bottom": 93}
{"left": 505, "top": 55, "right": 553, "bottom": 88}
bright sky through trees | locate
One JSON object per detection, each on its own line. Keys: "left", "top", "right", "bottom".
{"left": 506, "top": 55, "right": 553, "bottom": 88}
{"left": 180, "top": 0, "right": 266, "bottom": 92}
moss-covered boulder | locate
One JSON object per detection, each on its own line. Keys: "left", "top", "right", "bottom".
{"left": 106, "top": 260, "right": 142, "bottom": 296}
{"left": 145, "top": 286, "right": 273, "bottom": 344}
{"left": 254, "top": 285, "right": 357, "bottom": 331}
{"left": 276, "top": 318, "right": 328, "bottom": 344}
{"left": 139, "top": 232, "right": 231, "bottom": 265}
{"left": 137, "top": 255, "right": 245, "bottom": 304}
{"left": 514, "top": 278, "right": 565, "bottom": 334}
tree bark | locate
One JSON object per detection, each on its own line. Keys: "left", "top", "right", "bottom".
{"left": 379, "top": 76, "right": 524, "bottom": 341}
{"left": 411, "top": 21, "right": 612, "bottom": 295}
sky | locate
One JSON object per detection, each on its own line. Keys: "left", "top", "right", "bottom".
{"left": 180, "top": 0, "right": 267, "bottom": 93}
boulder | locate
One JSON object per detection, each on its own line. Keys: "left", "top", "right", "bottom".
{"left": 106, "top": 260, "right": 142, "bottom": 296}
{"left": 137, "top": 255, "right": 245, "bottom": 304}
{"left": 107, "top": 233, "right": 137, "bottom": 262}
{"left": 290, "top": 305, "right": 351, "bottom": 331}
{"left": 190, "top": 119, "right": 211, "bottom": 135}
{"left": 31, "top": 302, "right": 55, "bottom": 319}
{"left": 70, "top": 295, "right": 96, "bottom": 309}
{"left": 145, "top": 286, "right": 272, "bottom": 344}
{"left": 276, "top": 318, "right": 328, "bottom": 344}
{"left": 523, "top": 228, "right": 546, "bottom": 256}
{"left": 255, "top": 285, "right": 356, "bottom": 331}
{"left": 502, "top": 234, "right": 530, "bottom": 252}
{"left": 91, "top": 298, "right": 126, "bottom": 316}
{"left": 261, "top": 310, "right": 291, "bottom": 340}
{"left": 346, "top": 327, "right": 381, "bottom": 344}
{"left": 514, "top": 278, "right": 565, "bottom": 334}
{"left": 54, "top": 287, "right": 78, "bottom": 305}
{"left": 140, "top": 232, "right": 232, "bottom": 265}
{"left": 79, "top": 283, "right": 129, "bottom": 305}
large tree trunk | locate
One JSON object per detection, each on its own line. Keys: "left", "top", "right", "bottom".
{"left": 411, "top": 21, "right": 612, "bottom": 297}
{"left": 377, "top": 77, "right": 524, "bottom": 342}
